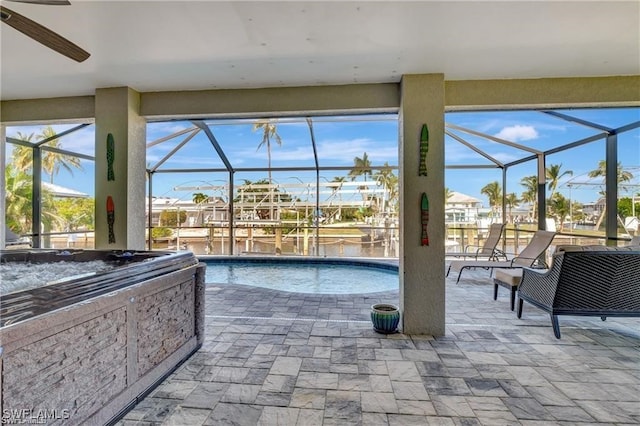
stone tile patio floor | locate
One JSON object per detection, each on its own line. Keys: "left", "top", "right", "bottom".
{"left": 117, "top": 263, "right": 640, "bottom": 425}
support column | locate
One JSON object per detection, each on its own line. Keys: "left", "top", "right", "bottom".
{"left": 537, "top": 153, "right": 547, "bottom": 230}
{"left": 605, "top": 133, "right": 618, "bottom": 245}
{"left": 32, "top": 147, "right": 42, "bottom": 248}
{"left": 95, "top": 87, "right": 146, "bottom": 250}
{"left": 502, "top": 168, "right": 508, "bottom": 224}
{"left": 399, "top": 74, "right": 445, "bottom": 336}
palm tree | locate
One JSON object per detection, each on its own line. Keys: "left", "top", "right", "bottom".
{"left": 37, "top": 126, "right": 83, "bottom": 184}
{"left": 373, "top": 162, "right": 397, "bottom": 213}
{"left": 548, "top": 193, "right": 571, "bottom": 231}
{"left": 348, "top": 152, "right": 372, "bottom": 182}
{"left": 253, "top": 120, "right": 282, "bottom": 171}
{"left": 252, "top": 120, "right": 282, "bottom": 219}
{"left": 8, "top": 131, "right": 66, "bottom": 245}
{"left": 505, "top": 193, "right": 520, "bottom": 223}
{"left": 481, "top": 181, "right": 502, "bottom": 220}
{"left": 588, "top": 160, "right": 634, "bottom": 229}
{"left": 11, "top": 132, "right": 36, "bottom": 172}
{"left": 5, "top": 163, "right": 60, "bottom": 237}
{"left": 330, "top": 176, "right": 347, "bottom": 191}
{"left": 445, "top": 187, "right": 453, "bottom": 202}
{"left": 386, "top": 173, "right": 399, "bottom": 213}
{"left": 192, "top": 192, "right": 209, "bottom": 226}
{"left": 5, "top": 164, "right": 33, "bottom": 234}
{"left": 329, "top": 176, "right": 347, "bottom": 220}
{"left": 588, "top": 160, "right": 634, "bottom": 186}
{"left": 349, "top": 152, "right": 373, "bottom": 205}
{"left": 192, "top": 192, "right": 208, "bottom": 204}
{"left": 546, "top": 163, "right": 573, "bottom": 201}
{"left": 520, "top": 175, "right": 538, "bottom": 221}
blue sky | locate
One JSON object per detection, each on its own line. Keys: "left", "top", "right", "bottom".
{"left": 5, "top": 108, "right": 639, "bottom": 206}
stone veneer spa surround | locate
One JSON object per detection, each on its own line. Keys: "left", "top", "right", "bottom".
{"left": 0, "top": 249, "right": 205, "bottom": 425}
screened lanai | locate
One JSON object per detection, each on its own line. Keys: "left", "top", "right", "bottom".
{"left": 4, "top": 107, "right": 638, "bottom": 254}
{"left": 2, "top": 6, "right": 640, "bottom": 421}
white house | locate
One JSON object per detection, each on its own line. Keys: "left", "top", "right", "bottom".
{"left": 445, "top": 192, "right": 483, "bottom": 224}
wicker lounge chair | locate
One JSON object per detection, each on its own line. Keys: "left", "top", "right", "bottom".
{"left": 516, "top": 247, "right": 640, "bottom": 338}
{"left": 446, "top": 223, "right": 506, "bottom": 261}
{"left": 447, "top": 230, "right": 556, "bottom": 283}
{"left": 494, "top": 240, "right": 640, "bottom": 310}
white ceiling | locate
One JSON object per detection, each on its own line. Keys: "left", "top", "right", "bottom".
{"left": 1, "top": 1, "right": 638, "bottom": 101}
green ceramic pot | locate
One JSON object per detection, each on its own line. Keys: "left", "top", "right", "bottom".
{"left": 371, "top": 303, "right": 400, "bottom": 334}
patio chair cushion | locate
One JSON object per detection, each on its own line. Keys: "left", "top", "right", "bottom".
{"left": 494, "top": 269, "right": 522, "bottom": 287}
{"left": 493, "top": 268, "right": 524, "bottom": 310}
{"left": 494, "top": 243, "right": 570, "bottom": 296}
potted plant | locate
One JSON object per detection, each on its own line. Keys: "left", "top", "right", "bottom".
{"left": 370, "top": 303, "right": 400, "bottom": 334}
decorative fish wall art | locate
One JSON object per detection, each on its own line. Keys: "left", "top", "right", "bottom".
{"left": 107, "top": 133, "right": 115, "bottom": 181}
{"left": 107, "top": 196, "right": 115, "bottom": 244}
{"left": 419, "top": 124, "right": 429, "bottom": 176}
{"left": 421, "top": 192, "right": 429, "bottom": 246}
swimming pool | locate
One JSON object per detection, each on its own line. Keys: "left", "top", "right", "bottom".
{"left": 200, "top": 257, "right": 398, "bottom": 294}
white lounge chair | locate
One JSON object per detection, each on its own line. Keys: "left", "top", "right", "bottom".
{"left": 446, "top": 223, "right": 506, "bottom": 261}
{"left": 447, "top": 230, "right": 556, "bottom": 283}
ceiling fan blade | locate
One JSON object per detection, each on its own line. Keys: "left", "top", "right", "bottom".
{"left": 5, "top": 1, "right": 71, "bottom": 5}
{"left": 1, "top": 6, "right": 90, "bottom": 62}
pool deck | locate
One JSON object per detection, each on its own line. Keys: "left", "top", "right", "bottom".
{"left": 116, "top": 262, "right": 640, "bottom": 425}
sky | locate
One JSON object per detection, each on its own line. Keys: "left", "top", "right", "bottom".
{"left": 4, "top": 107, "right": 640, "bottom": 207}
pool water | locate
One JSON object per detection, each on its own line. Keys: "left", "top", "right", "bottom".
{"left": 203, "top": 260, "right": 398, "bottom": 294}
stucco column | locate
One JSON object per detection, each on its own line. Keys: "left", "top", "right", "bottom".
{"left": 399, "top": 74, "right": 445, "bottom": 336}
{"left": 95, "top": 87, "right": 146, "bottom": 250}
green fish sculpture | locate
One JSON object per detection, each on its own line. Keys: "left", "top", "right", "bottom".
{"left": 419, "top": 124, "right": 429, "bottom": 176}
{"left": 107, "top": 133, "right": 115, "bottom": 181}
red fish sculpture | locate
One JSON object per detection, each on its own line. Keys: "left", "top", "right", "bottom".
{"left": 421, "top": 192, "right": 429, "bottom": 246}
{"left": 107, "top": 196, "right": 115, "bottom": 244}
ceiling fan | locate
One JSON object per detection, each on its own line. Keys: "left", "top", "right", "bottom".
{"left": 0, "top": 0, "right": 90, "bottom": 62}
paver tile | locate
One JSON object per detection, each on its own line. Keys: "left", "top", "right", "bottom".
{"left": 120, "top": 264, "right": 640, "bottom": 426}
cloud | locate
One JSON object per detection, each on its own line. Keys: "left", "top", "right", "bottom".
{"left": 315, "top": 138, "right": 397, "bottom": 164}
{"left": 6, "top": 124, "right": 97, "bottom": 157}
{"left": 491, "top": 152, "right": 522, "bottom": 164}
{"left": 227, "top": 137, "right": 398, "bottom": 166}
{"left": 494, "top": 125, "right": 539, "bottom": 142}
{"left": 148, "top": 122, "right": 194, "bottom": 136}
{"left": 445, "top": 142, "right": 520, "bottom": 165}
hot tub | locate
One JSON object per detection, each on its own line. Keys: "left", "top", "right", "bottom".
{"left": 0, "top": 249, "right": 205, "bottom": 425}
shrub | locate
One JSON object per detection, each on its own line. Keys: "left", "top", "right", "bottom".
{"left": 151, "top": 227, "right": 173, "bottom": 239}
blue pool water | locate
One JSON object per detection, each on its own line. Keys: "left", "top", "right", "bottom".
{"left": 202, "top": 258, "right": 398, "bottom": 294}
